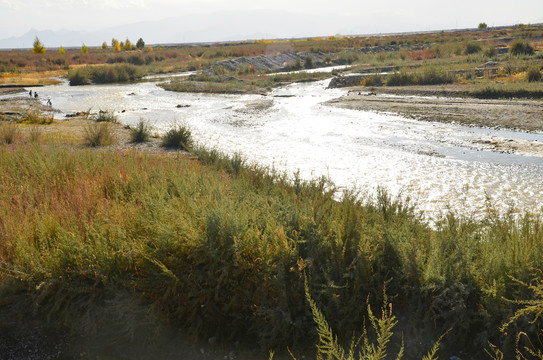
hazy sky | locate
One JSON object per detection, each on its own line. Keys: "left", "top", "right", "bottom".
{"left": 1, "top": 0, "right": 543, "bottom": 40}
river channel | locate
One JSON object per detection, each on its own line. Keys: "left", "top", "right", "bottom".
{"left": 29, "top": 77, "right": 543, "bottom": 219}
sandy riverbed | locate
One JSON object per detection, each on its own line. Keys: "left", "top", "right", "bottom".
{"left": 326, "top": 88, "right": 543, "bottom": 157}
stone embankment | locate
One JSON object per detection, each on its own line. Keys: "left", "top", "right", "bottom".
{"left": 208, "top": 44, "right": 433, "bottom": 74}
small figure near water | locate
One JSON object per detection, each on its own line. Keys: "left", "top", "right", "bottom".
{"left": 29, "top": 90, "right": 32, "bottom": 97}
{"left": 34, "top": 92, "right": 38, "bottom": 99}
{"left": 47, "top": 99, "right": 52, "bottom": 107}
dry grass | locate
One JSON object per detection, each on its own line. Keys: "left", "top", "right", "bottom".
{"left": 0, "top": 70, "right": 64, "bottom": 86}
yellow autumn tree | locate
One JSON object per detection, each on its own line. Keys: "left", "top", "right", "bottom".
{"left": 81, "top": 44, "right": 89, "bottom": 53}
{"left": 32, "top": 36, "right": 45, "bottom": 54}
{"left": 59, "top": 46, "right": 65, "bottom": 54}
{"left": 114, "top": 40, "right": 121, "bottom": 52}
{"left": 124, "top": 38, "right": 133, "bottom": 50}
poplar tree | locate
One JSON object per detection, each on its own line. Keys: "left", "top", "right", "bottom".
{"left": 136, "top": 38, "right": 145, "bottom": 50}
{"left": 32, "top": 36, "right": 45, "bottom": 54}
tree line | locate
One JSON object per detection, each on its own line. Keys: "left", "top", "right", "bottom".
{"left": 32, "top": 36, "right": 152, "bottom": 54}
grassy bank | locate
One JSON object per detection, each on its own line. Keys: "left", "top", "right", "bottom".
{"left": 0, "top": 127, "right": 542, "bottom": 358}
{"left": 160, "top": 72, "right": 331, "bottom": 94}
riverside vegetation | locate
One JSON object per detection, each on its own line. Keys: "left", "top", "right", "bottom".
{"left": 1, "top": 24, "right": 542, "bottom": 97}
{"left": 0, "top": 117, "right": 543, "bottom": 359}
{"left": 1, "top": 24, "right": 543, "bottom": 359}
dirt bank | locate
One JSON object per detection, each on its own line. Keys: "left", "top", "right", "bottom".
{"left": 326, "top": 89, "right": 543, "bottom": 157}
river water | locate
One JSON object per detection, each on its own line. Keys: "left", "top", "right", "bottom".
{"left": 29, "top": 77, "right": 543, "bottom": 219}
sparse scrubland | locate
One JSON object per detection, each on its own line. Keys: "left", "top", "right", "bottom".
{"left": 1, "top": 24, "right": 543, "bottom": 359}
{"left": 0, "top": 24, "right": 541, "bottom": 95}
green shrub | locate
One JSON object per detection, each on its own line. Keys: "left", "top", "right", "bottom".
{"left": 291, "top": 278, "right": 447, "bottom": 360}
{"left": 290, "top": 58, "right": 303, "bottom": 70}
{"left": 415, "top": 68, "right": 456, "bottom": 85}
{"left": 237, "top": 63, "right": 256, "bottom": 75}
{"left": 510, "top": 40, "right": 535, "bottom": 55}
{"left": 527, "top": 66, "right": 542, "bottom": 82}
{"left": 68, "top": 68, "right": 90, "bottom": 85}
{"left": 127, "top": 55, "right": 144, "bottom": 66}
{"left": 465, "top": 41, "right": 482, "bottom": 55}
{"left": 212, "top": 65, "right": 229, "bottom": 75}
{"left": 386, "top": 71, "right": 414, "bottom": 86}
{"left": 386, "top": 68, "right": 455, "bottom": 86}
{"left": 130, "top": 119, "right": 152, "bottom": 143}
{"left": 362, "top": 75, "right": 384, "bottom": 86}
{"left": 483, "top": 46, "right": 497, "bottom": 58}
{"left": 304, "top": 56, "right": 314, "bottom": 69}
{"left": 161, "top": 124, "right": 193, "bottom": 150}
{"left": 470, "top": 86, "right": 543, "bottom": 99}
{"left": 69, "top": 64, "right": 142, "bottom": 85}
{"left": 92, "top": 64, "right": 142, "bottom": 84}
{"left": 339, "top": 51, "right": 359, "bottom": 64}
{"left": 83, "top": 121, "right": 115, "bottom": 147}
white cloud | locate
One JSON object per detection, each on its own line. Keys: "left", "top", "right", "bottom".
{"left": 0, "top": 0, "right": 27, "bottom": 10}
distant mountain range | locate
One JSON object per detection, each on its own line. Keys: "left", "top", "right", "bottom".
{"left": 0, "top": 10, "right": 364, "bottom": 49}
{"left": 2, "top": 10, "right": 541, "bottom": 50}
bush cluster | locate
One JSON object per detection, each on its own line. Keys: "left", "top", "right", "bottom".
{"left": 68, "top": 64, "right": 142, "bottom": 85}
{"left": 464, "top": 41, "right": 482, "bottom": 55}
{"left": 510, "top": 40, "right": 535, "bottom": 55}
{"left": 82, "top": 121, "right": 115, "bottom": 147}
{"left": 386, "top": 68, "right": 456, "bottom": 86}
{"left": 160, "top": 124, "right": 193, "bottom": 150}
{"left": 129, "top": 119, "right": 152, "bottom": 143}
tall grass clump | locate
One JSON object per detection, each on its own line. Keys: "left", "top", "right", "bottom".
{"left": 130, "top": 119, "right": 152, "bottom": 143}
{"left": 0, "top": 123, "right": 19, "bottom": 144}
{"left": 27, "top": 125, "right": 43, "bottom": 143}
{"left": 93, "top": 110, "right": 118, "bottom": 123}
{"left": 160, "top": 123, "right": 193, "bottom": 150}
{"left": 83, "top": 121, "right": 115, "bottom": 147}
{"left": 527, "top": 66, "right": 542, "bottom": 82}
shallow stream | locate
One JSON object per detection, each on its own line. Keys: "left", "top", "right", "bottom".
{"left": 30, "top": 77, "right": 543, "bottom": 219}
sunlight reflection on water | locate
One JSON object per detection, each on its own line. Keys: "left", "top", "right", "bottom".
{"left": 31, "top": 78, "right": 543, "bottom": 220}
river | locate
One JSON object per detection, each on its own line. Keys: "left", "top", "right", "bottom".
{"left": 29, "top": 76, "right": 543, "bottom": 219}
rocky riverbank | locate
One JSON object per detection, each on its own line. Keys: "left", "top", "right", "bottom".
{"left": 209, "top": 44, "right": 432, "bottom": 74}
